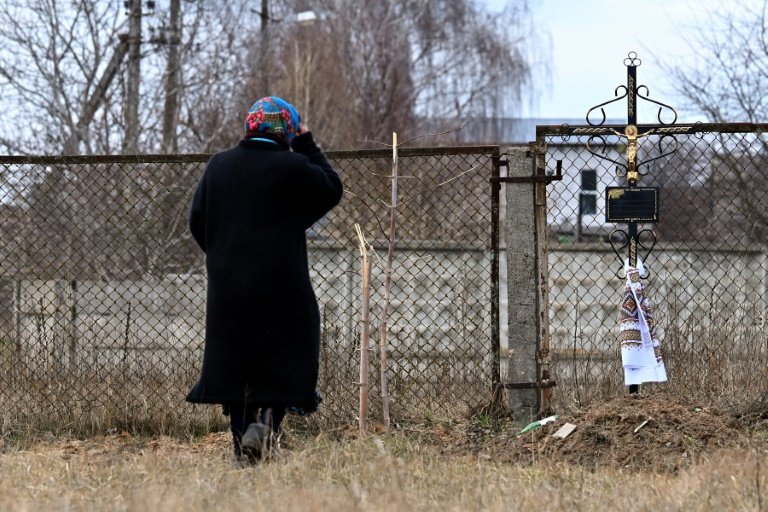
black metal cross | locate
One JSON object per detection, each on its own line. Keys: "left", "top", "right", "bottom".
{"left": 584, "top": 51, "right": 679, "bottom": 394}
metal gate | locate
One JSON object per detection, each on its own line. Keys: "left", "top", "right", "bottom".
{"left": 0, "top": 146, "right": 502, "bottom": 432}
{"left": 535, "top": 53, "right": 768, "bottom": 414}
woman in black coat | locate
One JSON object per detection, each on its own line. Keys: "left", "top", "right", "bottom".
{"left": 186, "top": 96, "right": 343, "bottom": 461}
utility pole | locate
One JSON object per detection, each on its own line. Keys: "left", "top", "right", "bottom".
{"left": 260, "top": 0, "right": 269, "bottom": 94}
{"left": 124, "top": 0, "right": 142, "bottom": 154}
{"left": 162, "top": 0, "right": 181, "bottom": 153}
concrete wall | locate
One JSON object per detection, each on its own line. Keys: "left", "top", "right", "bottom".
{"left": 7, "top": 243, "right": 765, "bottom": 390}
{"left": 14, "top": 274, "right": 206, "bottom": 375}
{"left": 548, "top": 245, "right": 768, "bottom": 353}
{"left": 7, "top": 247, "right": 494, "bottom": 387}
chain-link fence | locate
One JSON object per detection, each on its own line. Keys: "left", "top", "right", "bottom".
{"left": 0, "top": 146, "right": 500, "bottom": 433}
{"left": 541, "top": 124, "right": 768, "bottom": 412}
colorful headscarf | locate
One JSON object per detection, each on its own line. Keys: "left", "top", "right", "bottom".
{"left": 244, "top": 96, "right": 301, "bottom": 145}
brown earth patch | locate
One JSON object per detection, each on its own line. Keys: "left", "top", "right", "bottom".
{"left": 464, "top": 391, "right": 755, "bottom": 473}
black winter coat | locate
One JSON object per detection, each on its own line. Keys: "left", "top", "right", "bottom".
{"left": 186, "top": 133, "right": 343, "bottom": 411}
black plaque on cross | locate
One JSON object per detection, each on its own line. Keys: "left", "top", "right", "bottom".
{"left": 605, "top": 187, "right": 659, "bottom": 223}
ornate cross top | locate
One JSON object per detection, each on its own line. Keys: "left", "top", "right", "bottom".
{"left": 585, "top": 51, "right": 682, "bottom": 185}
{"left": 581, "top": 51, "right": 686, "bottom": 280}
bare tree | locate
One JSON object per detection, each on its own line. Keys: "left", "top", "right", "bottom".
{"left": 262, "top": 0, "right": 543, "bottom": 148}
{"left": 0, "top": 0, "right": 221, "bottom": 154}
{"left": 123, "top": 0, "right": 142, "bottom": 153}
{"left": 0, "top": 0, "right": 543, "bottom": 154}
{"left": 161, "top": 0, "right": 182, "bottom": 153}
{"left": 175, "top": 1, "right": 293, "bottom": 152}
{"left": 408, "top": 1, "right": 538, "bottom": 120}
{"left": 0, "top": 0, "right": 126, "bottom": 154}
{"left": 657, "top": 2, "right": 768, "bottom": 251}
{"left": 662, "top": 0, "right": 768, "bottom": 122}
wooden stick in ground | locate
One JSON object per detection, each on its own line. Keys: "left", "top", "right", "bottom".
{"left": 378, "top": 132, "right": 398, "bottom": 435}
{"left": 354, "top": 223, "right": 371, "bottom": 435}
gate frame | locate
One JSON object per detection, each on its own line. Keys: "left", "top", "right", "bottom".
{"left": 530, "top": 50, "right": 768, "bottom": 411}
{"left": 534, "top": 121, "right": 768, "bottom": 414}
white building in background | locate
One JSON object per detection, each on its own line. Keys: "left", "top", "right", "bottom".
{"left": 444, "top": 117, "right": 627, "bottom": 241}
{"left": 544, "top": 140, "right": 626, "bottom": 242}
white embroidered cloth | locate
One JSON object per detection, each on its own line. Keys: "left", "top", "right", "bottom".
{"left": 619, "top": 259, "right": 667, "bottom": 386}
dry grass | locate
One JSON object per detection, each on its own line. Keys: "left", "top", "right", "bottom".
{"left": 3, "top": 291, "right": 767, "bottom": 510}
{"left": 1, "top": 428, "right": 767, "bottom": 511}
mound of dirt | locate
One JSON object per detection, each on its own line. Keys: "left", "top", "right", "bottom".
{"left": 480, "top": 392, "right": 749, "bottom": 473}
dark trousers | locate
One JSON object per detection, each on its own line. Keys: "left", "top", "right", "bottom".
{"left": 229, "top": 405, "right": 286, "bottom": 456}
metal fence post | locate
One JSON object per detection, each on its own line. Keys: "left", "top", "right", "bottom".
{"left": 490, "top": 150, "right": 501, "bottom": 395}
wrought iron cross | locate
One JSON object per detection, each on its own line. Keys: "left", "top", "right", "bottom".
{"left": 584, "top": 51, "right": 683, "bottom": 395}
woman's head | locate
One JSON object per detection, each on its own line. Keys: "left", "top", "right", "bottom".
{"left": 244, "top": 96, "right": 301, "bottom": 145}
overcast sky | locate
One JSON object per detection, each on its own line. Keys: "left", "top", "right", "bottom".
{"left": 485, "top": 0, "right": 754, "bottom": 122}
